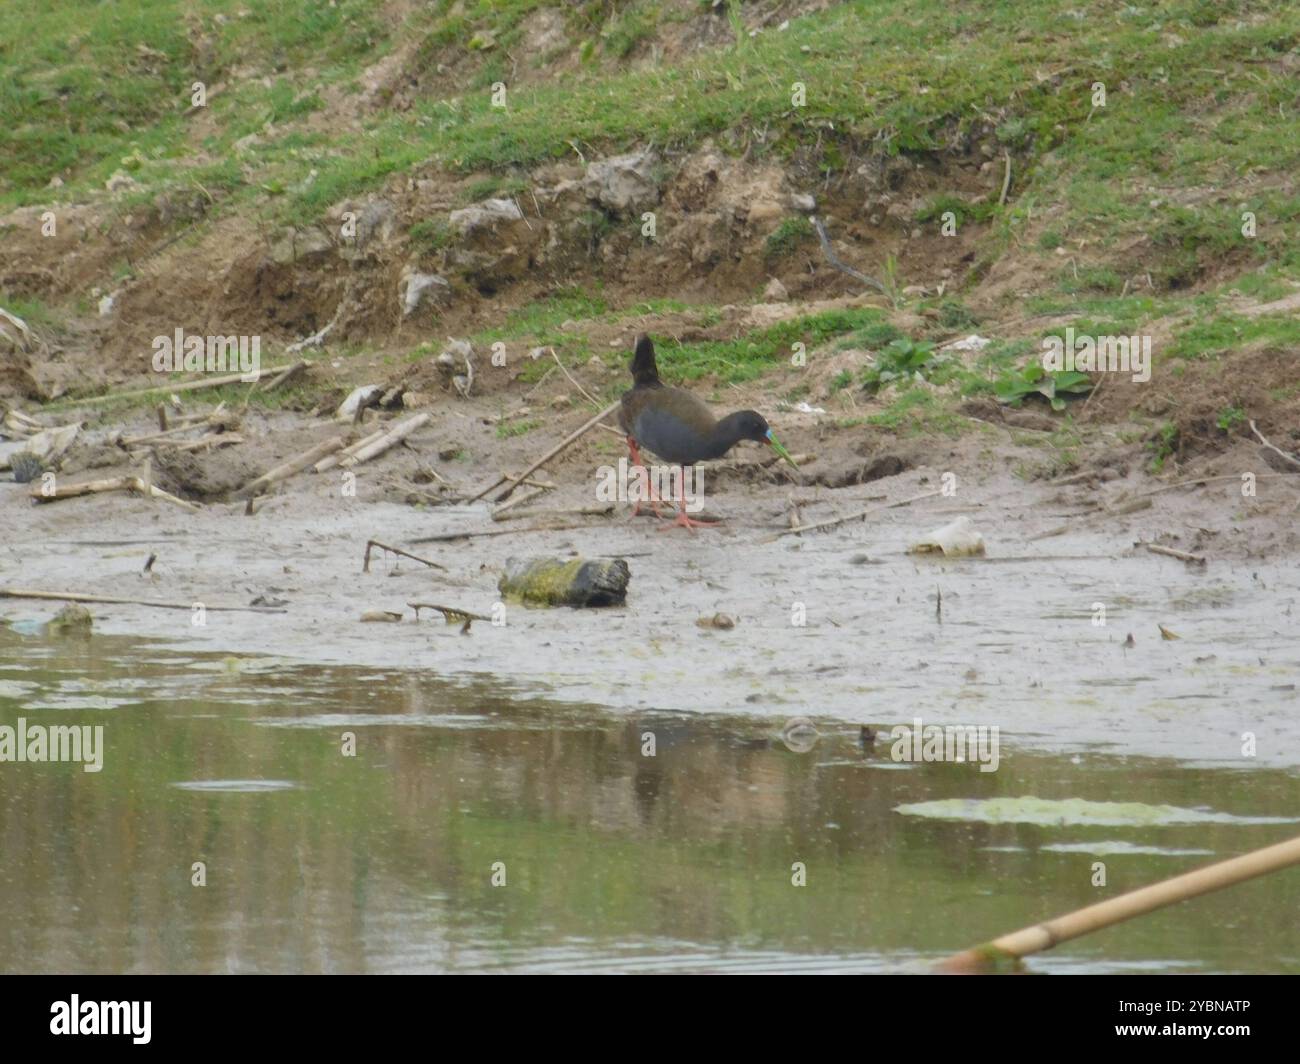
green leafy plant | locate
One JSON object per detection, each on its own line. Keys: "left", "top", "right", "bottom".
{"left": 862, "top": 338, "right": 945, "bottom": 393}
{"left": 1216, "top": 405, "right": 1246, "bottom": 432}
{"left": 1149, "top": 421, "right": 1180, "bottom": 472}
{"left": 993, "top": 364, "right": 1092, "bottom": 411}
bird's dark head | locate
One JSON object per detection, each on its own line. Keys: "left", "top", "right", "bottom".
{"left": 724, "top": 410, "right": 799, "bottom": 469}
{"left": 731, "top": 410, "right": 773, "bottom": 443}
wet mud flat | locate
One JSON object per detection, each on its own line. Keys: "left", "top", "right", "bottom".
{"left": 4, "top": 442, "right": 1297, "bottom": 769}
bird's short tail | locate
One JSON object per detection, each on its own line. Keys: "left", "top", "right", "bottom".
{"left": 630, "top": 333, "right": 660, "bottom": 387}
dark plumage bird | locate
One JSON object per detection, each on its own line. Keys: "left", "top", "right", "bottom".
{"left": 619, "top": 333, "right": 797, "bottom": 529}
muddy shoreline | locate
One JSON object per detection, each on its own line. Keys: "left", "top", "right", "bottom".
{"left": 5, "top": 408, "right": 1298, "bottom": 769}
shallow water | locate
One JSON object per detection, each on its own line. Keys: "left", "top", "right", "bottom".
{"left": 2, "top": 629, "right": 1298, "bottom": 974}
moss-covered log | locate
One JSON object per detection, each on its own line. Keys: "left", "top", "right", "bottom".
{"left": 498, "top": 556, "right": 630, "bottom": 608}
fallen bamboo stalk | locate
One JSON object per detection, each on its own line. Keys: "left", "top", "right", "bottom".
{"left": 60, "top": 365, "right": 303, "bottom": 405}
{"left": 314, "top": 428, "right": 386, "bottom": 473}
{"left": 410, "top": 521, "right": 594, "bottom": 543}
{"left": 339, "top": 413, "right": 431, "bottom": 467}
{"left": 1138, "top": 471, "right": 1296, "bottom": 497}
{"left": 491, "top": 486, "right": 550, "bottom": 519}
{"left": 1032, "top": 496, "right": 1154, "bottom": 540}
{"left": 1249, "top": 418, "right": 1300, "bottom": 470}
{"left": 1143, "top": 542, "right": 1206, "bottom": 565}
{"left": 121, "top": 419, "right": 218, "bottom": 445}
{"left": 937, "top": 832, "right": 1300, "bottom": 973}
{"left": 134, "top": 431, "right": 243, "bottom": 453}
{"left": 470, "top": 401, "right": 620, "bottom": 504}
{"left": 0, "top": 588, "right": 285, "bottom": 613}
{"left": 468, "top": 474, "right": 508, "bottom": 501}
{"left": 237, "top": 437, "right": 346, "bottom": 499}
{"left": 127, "top": 434, "right": 243, "bottom": 462}
{"left": 29, "top": 475, "right": 199, "bottom": 512}
{"left": 493, "top": 504, "right": 614, "bottom": 523}
{"left": 162, "top": 433, "right": 243, "bottom": 453}
{"left": 761, "top": 489, "right": 942, "bottom": 542}
{"left": 258, "top": 359, "right": 308, "bottom": 393}
{"left": 550, "top": 348, "right": 601, "bottom": 406}
{"left": 362, "top": 539, "right": 448, "bottom": 573}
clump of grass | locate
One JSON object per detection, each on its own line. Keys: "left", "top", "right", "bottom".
{"left": 652, "top": 307, "right": 888, "bottom": 384}
{"left": 764, "top": 216, "right": 813, "bottom": 258}
{"left": 916, "top": 194, "right": 996, "bottom": 228}
{"left": 409, "top": 219, "right": 453, "bottom": 252}
{"left": 497, "top": 418, "right": 541, "bottom": 439}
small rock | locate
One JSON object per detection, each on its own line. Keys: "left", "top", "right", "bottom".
{"left": 788, "top": 193, "right": 816, "bottom": 213}
{"left": 402, "top": 270, "right": 449, "bottom": 316}
{"left": 448, "top": 197, "right": 523, "bottom": 237}
{"left": 696, "top": 613, "right": 735, "bottom": 630}
{"left": 583, "top": 150, "right": 660, "bottom": 213}
{"left": 763, "top": 277, "right": 789, "bottom": 302}
{"left": 443, "top": 338, "right": 474, "bottom": 361}
{"left": 337, "top": 385, "right": 383, "bottom": 419}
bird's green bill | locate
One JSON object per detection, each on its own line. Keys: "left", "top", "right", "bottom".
{"left": 765, "top": 429, "right": 799, "bottom": 470}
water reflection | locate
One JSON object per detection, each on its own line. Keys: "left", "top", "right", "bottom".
{"left": 1, "top": 630, "right": 1298, "bottom": 973}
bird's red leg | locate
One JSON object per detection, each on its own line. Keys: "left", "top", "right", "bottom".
{"left": 626, "top": 436, "right": 664, "bottom": 518}
{"left": 660, "top": 466, "right": 719, "bottom": 531}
